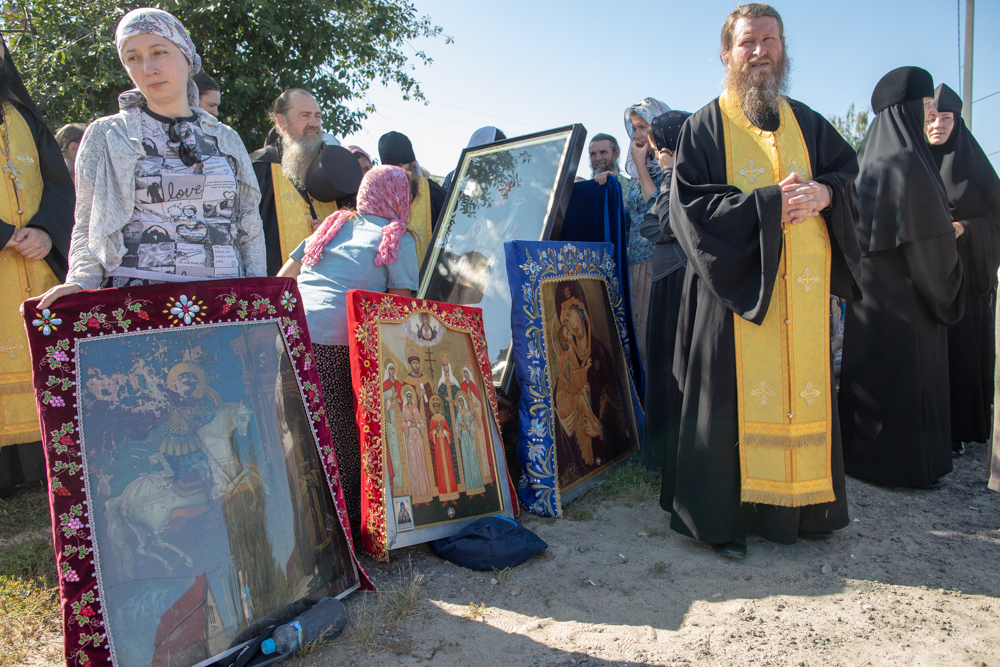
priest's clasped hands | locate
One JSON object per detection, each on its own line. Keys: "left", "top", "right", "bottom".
{"left": 3, "top": 226, "right": 52, "bottom": 261}
{"left": 780, "top": 172, "right": 832, "bottom": 224}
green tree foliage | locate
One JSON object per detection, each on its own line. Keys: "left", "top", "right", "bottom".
{"left": 2, "top": 0, "right": 447, "bottom": 148}
{"left": 828, "top": 103, "right": 871, "bottom": 151}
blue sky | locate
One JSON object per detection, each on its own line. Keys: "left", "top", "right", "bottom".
{"left": 340, "top": 0, "right": 999, "bottom": 179}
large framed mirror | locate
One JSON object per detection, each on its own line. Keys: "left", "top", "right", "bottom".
{"left": 417, "top": 125, "right": 587, "bottom": 391}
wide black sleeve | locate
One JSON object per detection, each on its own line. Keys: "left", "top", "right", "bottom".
{"left": 639, "top": 172, "right": 672, "bottom": 243}
{"left": 789, "top": 101, "right": 863, "bottom": 302}
{"left": 902, "top": 232, "right": 966, "bottom": 325}
{"left": 668, "top": 100, "right": 784, "bottom": 325}
{"left": 252, "top": 159, "right": 284, "bottom": 276}
{"left": 22, "top": 106, "right": 75, "bottom": 280}
{"left": 428, "top": 178, "right": 447, "bottom": 228}
{"left": 957, "top": 210, "right": 1000, "bottom": 296}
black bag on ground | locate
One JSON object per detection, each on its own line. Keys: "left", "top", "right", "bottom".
{"left": 429, "top": 517, "right": 547, "bottom": 571}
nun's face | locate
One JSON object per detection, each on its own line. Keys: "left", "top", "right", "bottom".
{"left": 630, "top": 115, "right": 650, "bottom": 147}
{"left": 925, "top": 102, "right": 955, "bottom": 146}
{"left": 122, "top": 34, "right": 191, "bottom": 109}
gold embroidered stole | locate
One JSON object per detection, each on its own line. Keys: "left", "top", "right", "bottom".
{"left": 270, "top": 162, "right": 338, "bottom": 264}
{"left": 408, "top": 176, "right": 432, "bottom": 267}
{"left": 0, "top": 101, "right": 59, "bottom": 447}
{"left": 719, "top": 90, "right": 835, "bottom": 507}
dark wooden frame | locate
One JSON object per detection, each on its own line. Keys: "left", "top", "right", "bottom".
{"left": 418, "top": 124, "right": 588, "bottom": 393}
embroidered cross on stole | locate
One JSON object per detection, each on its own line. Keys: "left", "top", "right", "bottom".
{"left": 718, "top": 90, "right": 836, "bottom": 507}
{"left": 0, "top": 101, "right": 59, "bottom": 447}
{"left": 270, "top": 163, "right": 338, "bottom": 264}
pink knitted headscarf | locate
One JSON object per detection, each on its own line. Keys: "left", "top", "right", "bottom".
{"left": 301, "top": 165, "right": 411, "bottom": 268}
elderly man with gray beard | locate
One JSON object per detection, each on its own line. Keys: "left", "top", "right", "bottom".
{"left": 659, "top": 2, "right": 863, "bottom": 560}
{"left": 251, "top": 88, "right": 337, "bottom": 275}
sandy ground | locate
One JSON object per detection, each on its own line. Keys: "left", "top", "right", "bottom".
{"left": 24, "top": 442, "right": 999, "bottom": 667}
{"left": 295, "top": 441, "right": 1000, "bottom": 667}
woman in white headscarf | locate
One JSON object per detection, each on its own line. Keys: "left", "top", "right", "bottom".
{"left": 39, "top": 7, "right": 265, "bottom": 308}
{"left": 622, "top": 97, "right": 670, "bottom": 372}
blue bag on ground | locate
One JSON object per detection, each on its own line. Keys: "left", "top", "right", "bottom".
{"left": 429, "top": 517, "right": 547, "bottom": 570}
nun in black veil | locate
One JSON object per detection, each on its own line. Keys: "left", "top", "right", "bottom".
{"left": 635, "top": 110, "right": 690, "bottom": 475}
{"left": 840, "top": 67, "right": 966, "bottom": 489}
{"left": 926, "top": 84, "right": 1000, "bottom": 455}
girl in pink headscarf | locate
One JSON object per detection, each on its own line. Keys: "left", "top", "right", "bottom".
{"left": 277, "top": 164, "right": 418, "bottom": 533}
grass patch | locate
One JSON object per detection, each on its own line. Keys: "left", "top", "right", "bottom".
{"left": 562, "top": 503, "right": 593, "bottom": 521}
{"left": 0, "top": 484, "right": 51, "bottom": 540}
{"left": 598, "top": 459, "right": 660, "bottom": 502}
{"left": 0, "top": 576, "right": 61, "bottom": 667}
{"left": 644, "top": 525, "right": 666, "bottom": 538}
{"left": 382, "top": 560, "right": 423, "bottom": 623}
{"left": 346, "top": 594, "right": 381, "bottom": 652}
{"left": 0, "top": 536, "right": 57, "bottom": 585}
{"left": 492, "top": 567, "right": 513, "bottom": 585}
{"left": 649, "top": 561, "right": 670, "bottom": 576}
{"left": 294, "top": 625, "right": 341, "bottom": 659}
{"left": 465, "top": 602, "right": 485, "bottom": 621}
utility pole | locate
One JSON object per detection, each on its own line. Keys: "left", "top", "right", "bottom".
{"left": 963, "top": 0, "right": 974, "bottom": 129}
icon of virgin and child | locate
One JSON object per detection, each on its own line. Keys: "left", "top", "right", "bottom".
{"left": 379, "top": 316, "right": 500, "bottom": 525}
{"left": 546, "top": 280, "right": 637, "bottom": 490}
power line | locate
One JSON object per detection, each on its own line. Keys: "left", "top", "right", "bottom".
{"left": 957, "top": 0, "right": 963, "bottom": 97}
{"left": 974, "top": 90, "right": 1000, "bottom": 104}
{"left": 988, "top": 149, "right": 1000, "bottom": 157}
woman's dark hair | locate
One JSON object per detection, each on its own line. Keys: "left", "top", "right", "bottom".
{"left": 192, "top": 71, "right": 219, "bottom": 95}
{"left": 54, "top": 123, "right": 87, "bottom": 154}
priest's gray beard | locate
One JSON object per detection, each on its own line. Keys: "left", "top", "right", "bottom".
{"left": 280, "top": 131, "right": 323, "bottom": 190}
{"left": 726, "top": 52, "right": 790, "bottom": 127}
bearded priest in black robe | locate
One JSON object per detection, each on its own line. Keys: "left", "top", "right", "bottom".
{"left": 840, "top": 68, "right": 965, "bottom": 489}
{"left": 926, "top": 84, "right": 1000, "bottom": 455}
{"left": 662, "top": 3, "right": 859, "bottom": 560}
{"left": 0, "top": 33, "right": 74, "bottom": 483}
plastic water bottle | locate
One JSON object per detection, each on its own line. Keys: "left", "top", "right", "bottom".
{"left": 260, "top": 597, "right": 348, "bottom": 655}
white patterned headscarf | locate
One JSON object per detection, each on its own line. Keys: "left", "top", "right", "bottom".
{"left": 115, "top": 8, "right": 202, "bottom": 111}
{"left": 623, "top": 98, "right": 671, "bottom": 181}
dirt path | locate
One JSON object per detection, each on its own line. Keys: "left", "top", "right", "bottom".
{"left": 19, "top": 443, "right": 999, "bottom": 667}
{"left": 293, "top": 442, "right": 999, "bottom": 667}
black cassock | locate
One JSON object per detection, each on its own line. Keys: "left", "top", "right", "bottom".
{"left": 932, "top": 84, "right": 1000, "bottom": 445}
{"left": 663, "top": 99, "right": 860, "bottom": 545}
{"left": 840, "top": 82, "right": 965, "bottom": 488}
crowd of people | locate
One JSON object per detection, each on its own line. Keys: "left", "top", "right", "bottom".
{"left": 3, "top": 3, "right": 998, "bottom": 563}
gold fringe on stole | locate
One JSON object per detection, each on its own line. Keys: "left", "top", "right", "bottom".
{"left": 719, "top": 90, "right": 835, "bottom": 507}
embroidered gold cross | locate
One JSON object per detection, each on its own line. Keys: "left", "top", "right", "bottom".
{"left": 799, "top": 381, "right": 821, "bottom": 407}
{"left": 797, "top": 267, "right": 819, "bottom": 292}
{"left": 738, "top": 159, "right": 766, "bottom": 184}
{"left": 750, "top": 380, "right": 777, "bottom": 406}
{"left": 0, "top": 336, "right": 24, "bottom": 359}
{"left": 15, "top": 151, "right": 34, "bottom": 168}
{"left": 789, "top": 159, "right": 807, "bottom": 178}
{"left": 281, "top": 192, "right": 298, "bottom": 204}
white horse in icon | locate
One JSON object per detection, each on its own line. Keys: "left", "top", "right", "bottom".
{"left": 103, "top": 400, "right": 254, "bottom": 578}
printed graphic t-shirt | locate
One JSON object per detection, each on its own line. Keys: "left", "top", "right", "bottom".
{"left": 107, "top": 107, "right": 243, "bottom": 283}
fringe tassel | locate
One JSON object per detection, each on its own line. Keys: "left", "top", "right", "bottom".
{"left": 740, "top": 487, "right": 836, "bottom": 508}
{"left": 0, "top": 429, "right": 42, "bottom": 449}
{"left": 741, "top": 432, "right": 827, "bottom": 449}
